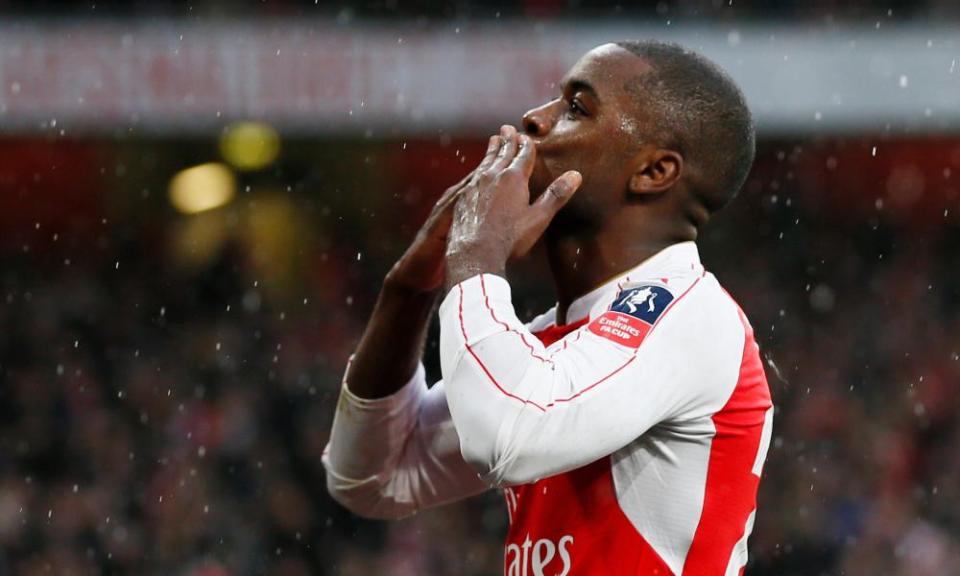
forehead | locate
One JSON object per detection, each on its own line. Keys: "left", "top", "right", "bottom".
{"left": 562, "top": 44, "right": 653, "bottom": 96}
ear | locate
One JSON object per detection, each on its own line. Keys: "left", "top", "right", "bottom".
{"left": 628, "top": 148, "right": 683, "bottom": 196}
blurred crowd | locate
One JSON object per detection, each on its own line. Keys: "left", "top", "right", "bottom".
{"left": 0, "top": 137, "right": 958, "bottom": 575}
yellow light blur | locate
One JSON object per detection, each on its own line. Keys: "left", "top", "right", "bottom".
{"left": 168, "top": 162, "right": 236, "bottom": 214}
{"left": 219, "top": 121, "right": 281, "bottom": 171}
{"left": 171, "top": 210, "right": 231, "bottom": 268}
{"left": 245, "top": 191, "right": 304, "bottom": 296}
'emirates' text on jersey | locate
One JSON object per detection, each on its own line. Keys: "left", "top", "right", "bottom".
{"left": 323, "top": 242, "right": 774, "bottom": 575}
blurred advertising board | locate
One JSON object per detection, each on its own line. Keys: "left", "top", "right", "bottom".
{"left": 0, "top": 21, "right": 957, "bottom": 135}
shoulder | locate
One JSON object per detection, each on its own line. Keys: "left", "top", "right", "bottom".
{"left": 587, "top": 272, "right": 744, "bottom": 349}
{"left": 594, "top": 273, "right": 748, "bottom": 407}
{"left": 645, "top": 273, "right": 750, "bottom": 417}
{"left": 643, "top": 272, "right": 746, "bottom": 356}
{"left": 672, "top": 272, "right": 744, "bottom": 329}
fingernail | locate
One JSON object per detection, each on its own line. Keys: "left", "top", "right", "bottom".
{"left": 559, "top": 172, "right": 582, "bottom": 197}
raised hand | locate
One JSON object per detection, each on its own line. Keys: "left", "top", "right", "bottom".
{"left": 346, "top": 136, "right": 508, "bottom": 399}
{"left": 386, "top": 135, "right": 504, "bottom": 294}
{"left": 445, "top": 125, "right": 582, "bottom": 290}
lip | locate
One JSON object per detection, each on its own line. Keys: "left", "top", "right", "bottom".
{"left": 530, "top": 137, "right": 552, "bottom": 153}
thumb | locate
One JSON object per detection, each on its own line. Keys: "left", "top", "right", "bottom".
{"left": 538, "top": 170, "right": 582, "bottom": 210}
{"left": 511, "top": 171, "right": 583, "bottom": 258}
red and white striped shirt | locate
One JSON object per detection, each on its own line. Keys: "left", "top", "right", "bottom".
{"left": 324, "top": 241, "right": 773, "bottom": 575}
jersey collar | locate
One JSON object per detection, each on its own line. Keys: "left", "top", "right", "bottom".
{"left": 560, "top": 241, "right": 704, "bottom": 326}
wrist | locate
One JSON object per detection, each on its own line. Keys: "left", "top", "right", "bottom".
{"left": 371, "top": 277, "right": 438, "bottom": 338}
{"left": 383, "top": 265, "right": 439, "bottom": 297}
{"left": 444, "top": 247, "right": 507, "bottom": 292}
{"left": 382, "top": 272, "right": 440, "bottom": 301}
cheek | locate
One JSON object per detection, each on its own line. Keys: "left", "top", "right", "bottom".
{"left": 532, "top": 123, "right": 613, "bottom": 191}
{"left": 541, "top": 146, "right": 599, "bottom": 184}
{"left": 531, "top": 149, "right": 582, "bottom": 195}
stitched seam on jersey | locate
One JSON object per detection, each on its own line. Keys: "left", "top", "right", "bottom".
{"left": 539, "top": 273, "right": 705, "bottom": 408}
{"left": 479, "top": 274, "right": 553, "bottom": 365}
{"left": 541, "top": 356, "right": 637, "bottom": 408}
{"left": 458, "top": 272, "right": 704, "bottom": 412}
{"left": 458, "top": 284, "right": 549, "bottom": 413}
{"left": 548, "top": 329, "right": 582, "bottom": 359}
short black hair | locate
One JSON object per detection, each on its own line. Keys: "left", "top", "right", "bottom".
{"left": 616, "top": 40, "right": 755, "bottom": 214}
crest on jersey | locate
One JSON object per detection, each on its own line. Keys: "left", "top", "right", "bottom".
{"left": 588, "top": 284, "right": 675, "bottom": 348}
{"left": 610, "top": 285, "right": 674, "bottom": 324}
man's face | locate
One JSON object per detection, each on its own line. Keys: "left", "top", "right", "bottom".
{"left": 523, "top": 44, "right": 653, "bottom": 215}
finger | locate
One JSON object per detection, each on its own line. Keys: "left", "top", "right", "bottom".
{"left": 489, "top": 125, "right": 519, "bottom": 172}
{"left": 433, "top": 145, "right": 494, "bottom": 214}
{"left": 424, "top": 183, "right": 466, "bottom": 235}
{"left": 434, "top": 136, "right": 501, "bottom": 208}
{"left": 508, "top": 134, "right": 537, "bottom": 178}
{"left": 460, "top": 134, "right": 501, "bottom": 187}
{"left": 474, "top": 134, "right": 502, "bottom": 174}
{"left": 435, "top": 178, "right": 472, "bottom": 217}
{"left": 542, "top": 170, "right": 582, "bottom": 201}
{"left": 453, "top": 184, "right": 478, "bottom": 231}
{"left": 437, "top": 174, "right": 471, "bottom": 207}
{"left": 511, "top": 171, "right": 583, "bottom": 257}
{"left": 425, "top": 189, "right": 469, "bottom": 239}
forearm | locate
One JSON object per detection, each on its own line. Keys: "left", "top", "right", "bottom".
{"left": 324, "top": 360, "right": 428, "bottom": 518}
{"left": 324, "top": 371, "right": 490, "bottom": 518}
{"left": 345, "top": 274, "right": 438, "bottom": 399}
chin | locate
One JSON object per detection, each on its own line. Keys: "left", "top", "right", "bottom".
{"left": 529, "top": 164, "right": 555, "bottom": 202}
{"left": 545, "top": 203, "right": 589, "bottom": 237}
{"left": 548, "top": 185, "right": 600, "bottom": 235}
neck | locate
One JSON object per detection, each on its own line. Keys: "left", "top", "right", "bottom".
{"left": 545, "top": 215, "right": 692, "bottom": 325}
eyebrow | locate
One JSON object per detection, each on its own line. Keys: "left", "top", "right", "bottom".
{"left": 563, "top": 77, "right": 601, "bottom": 103}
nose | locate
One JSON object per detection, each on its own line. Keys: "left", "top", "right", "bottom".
{"left": 522, "top": 101, "right": 555, "bottom": 137}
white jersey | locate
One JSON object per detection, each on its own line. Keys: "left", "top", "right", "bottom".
{"left": 323, "top": 241, "right": 773, "bottom": 575}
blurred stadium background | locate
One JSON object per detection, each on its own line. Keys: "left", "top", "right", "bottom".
{"left": 1, "top": 1, "right": 959, "bottom": 575}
